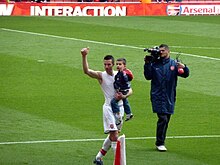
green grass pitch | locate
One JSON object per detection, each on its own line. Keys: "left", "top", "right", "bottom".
{"left": 0, "top": 16, "right": 220, "bottom": 165}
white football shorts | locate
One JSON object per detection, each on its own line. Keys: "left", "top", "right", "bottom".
{"left": 103, "top": 103, "right": 124, "bottom": 134}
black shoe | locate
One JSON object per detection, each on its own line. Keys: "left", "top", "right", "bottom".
{"left": 125, "top": 113, "right": 134, "bottom": 121}
{"left": 93, "top": 159, "right": 103, "bottom": 165}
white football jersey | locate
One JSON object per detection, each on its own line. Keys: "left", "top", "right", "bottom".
{"left": 100, "top": 71, "right": 117, "bottom": 105}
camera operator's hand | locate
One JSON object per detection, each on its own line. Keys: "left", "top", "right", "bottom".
{"left": 177, "top": 62, "right": 185, "bottom": 68}
{"left": 144, "top": 55, "right": 153, "bottom": 63}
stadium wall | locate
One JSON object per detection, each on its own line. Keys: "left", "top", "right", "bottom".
{"left": 1, "top": 1, "right": 220, "bottom": 16}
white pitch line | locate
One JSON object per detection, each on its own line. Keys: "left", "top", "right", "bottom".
{"left": 0, "top": 135, "right": 219, "bottom": 145}
{"left": 170, "top": 46, "right": 220, "bottom": 50}
{"left": 138, "top": 45, "right": 220, "bottom": 50}
{"left": 1, "top": 28, "right": 220, "bottom": 61}
{"left": 1, "top": 28, "right": 140, "bottom": 50}
{"left": 170, "top": 52, "right": 220, "bottom": 61}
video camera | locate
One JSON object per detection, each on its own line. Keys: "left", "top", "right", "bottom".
{"left": 144, "top": 46, "right": 161, "bottom": 61}
{"left": 144, "top": 46, "right": 161, "bottom": 62}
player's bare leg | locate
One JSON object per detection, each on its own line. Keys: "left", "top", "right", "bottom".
{"left": 94, "top": 131, "right": 118, "bottom": 165}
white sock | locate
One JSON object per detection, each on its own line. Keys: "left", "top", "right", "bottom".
{"left": 96, "top": 136, "right": 111, "bottom": 160}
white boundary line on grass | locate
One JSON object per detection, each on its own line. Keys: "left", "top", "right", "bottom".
{"left": 170, "top": 45, "right": 220, "bottom": 50}
{"left": 0, "top": 135, "right": 220, "bottom": 145}
{"left": 1, "top": 28, "right": 220, "bottom": 61}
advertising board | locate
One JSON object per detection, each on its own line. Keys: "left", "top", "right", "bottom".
{"left": 1, "top": 2, "right": 220, "bottom": 16}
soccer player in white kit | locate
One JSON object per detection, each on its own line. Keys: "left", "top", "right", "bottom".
{"left": 81, "top": 48, "right": 132, "bottom": 165}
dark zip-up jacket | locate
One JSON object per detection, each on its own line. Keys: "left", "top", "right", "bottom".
{"left": 114, "top": 71, "right": 131, "bottom": 95}
{"left": 144, "top": 57, "right": 189, "bottom": 114}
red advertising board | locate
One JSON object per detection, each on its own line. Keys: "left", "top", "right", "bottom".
{"left": 1, "top": 2, "right": 220, "bottom": 16}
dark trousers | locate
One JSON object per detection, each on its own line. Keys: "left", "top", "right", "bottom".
{"left": 156, "top": 113, "right": 171, "bottom": 146}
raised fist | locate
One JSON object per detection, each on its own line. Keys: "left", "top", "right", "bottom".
{"left": 81, "top": 47, "right": 89, "bottom": 56}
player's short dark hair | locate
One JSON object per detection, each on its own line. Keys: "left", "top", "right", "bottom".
{"left": 104, "top": 55, "right": 114, "bottom": 65}
{"left": 116, "top": 58, "right": 126, "bottom": 65}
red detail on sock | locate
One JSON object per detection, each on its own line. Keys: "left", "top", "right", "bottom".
{"left": 114, "top": 141, "right": 121, "bottom": 165}
{"left": 100, "top": 149, "right": 107, "bottom": 156}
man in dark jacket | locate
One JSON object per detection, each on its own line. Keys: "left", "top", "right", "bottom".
{"left": 144, "top": 44, "right": 189, "bottom": 151}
